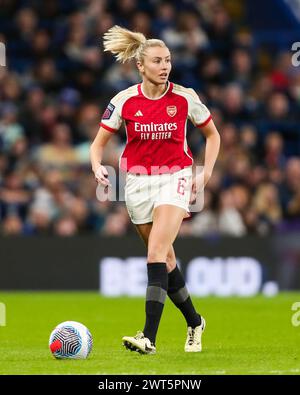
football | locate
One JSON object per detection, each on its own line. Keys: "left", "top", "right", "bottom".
{"left": 49, "top": 321, "right": 93, "bottom": 359}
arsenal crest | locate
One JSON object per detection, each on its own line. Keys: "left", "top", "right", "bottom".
{"left": 167, "top": 105, "right": 177, "bottom": 117}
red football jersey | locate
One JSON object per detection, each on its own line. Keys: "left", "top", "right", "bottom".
{"left": 100, "top": 82, "right": 212, "bottom": 175}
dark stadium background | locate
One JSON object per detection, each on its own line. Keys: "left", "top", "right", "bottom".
{"left": 1, "top": 0, "right": 300, "bottom": 293}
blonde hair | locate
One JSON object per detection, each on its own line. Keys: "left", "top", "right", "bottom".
{"left": 103, "top": 25, "right": 167, "bottom": 63}
{"left": 253, "top": 183, "right": 282, "bottom": 221}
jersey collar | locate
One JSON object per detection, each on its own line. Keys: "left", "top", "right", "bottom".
{"left": 138, "top": 81, "right": 173, "bottom": 100}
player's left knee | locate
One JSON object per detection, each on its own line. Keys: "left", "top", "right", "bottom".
{"left": 166, "top": 260, "right": 176, "bottom": 273}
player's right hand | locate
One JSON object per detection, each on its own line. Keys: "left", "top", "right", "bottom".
{"left": 94, "top": 165, "right": 111, "bottom": 188}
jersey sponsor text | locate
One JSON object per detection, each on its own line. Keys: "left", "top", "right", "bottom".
{"left": 134, "top": 122, "right": 177, "bottom": 132}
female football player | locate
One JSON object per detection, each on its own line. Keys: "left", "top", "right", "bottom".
{"left": 90, "top": 26, "right": 220, "bottom": 354}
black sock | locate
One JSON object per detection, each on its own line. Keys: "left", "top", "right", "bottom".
{"left": 143, "top": 262, "right": 168, "bottom": 345}
{"left": 168, "top": 265, "right": 201, "bottom": 328}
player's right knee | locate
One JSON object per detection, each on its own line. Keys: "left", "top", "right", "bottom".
{"left": 147, "top": 246, "right": 168, "bottom": 263}
{"left": 147, "top": 247, "right": 176, "bottom": 269}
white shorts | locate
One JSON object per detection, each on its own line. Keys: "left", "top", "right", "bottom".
{"left": 124, "top": 167, "right": 193, "bottom": 224}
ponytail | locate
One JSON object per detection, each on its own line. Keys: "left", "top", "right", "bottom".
{"left": 103, "top": 25, "right": 167, "bottom": 63}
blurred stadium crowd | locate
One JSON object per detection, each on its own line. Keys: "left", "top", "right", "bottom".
{"left": 0, "top": 0, "right": 300, "bottom": 237}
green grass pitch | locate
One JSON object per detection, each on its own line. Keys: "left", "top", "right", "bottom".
{"left": 0, "top": 292, "right": 300, "bottom": 375}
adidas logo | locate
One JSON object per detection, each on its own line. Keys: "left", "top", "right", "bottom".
{"left": 134, "top": 110, "right": 143, "bottom": 117}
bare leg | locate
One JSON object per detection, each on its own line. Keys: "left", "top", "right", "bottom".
{"left": 147, "top": 204, "right": 186, "bottom": 264}
{"left": 135, "top": 222, "right": 176, "bottom": 273}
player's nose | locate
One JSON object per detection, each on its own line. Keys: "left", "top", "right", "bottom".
{"left": 161, "top": 60, "right": 169, "bottom": 68}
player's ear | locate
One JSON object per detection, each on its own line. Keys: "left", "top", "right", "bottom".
{"left": 136, "top": 61, "right": 144, "bottom": 74}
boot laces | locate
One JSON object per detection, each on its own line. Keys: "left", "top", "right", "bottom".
{"left": 134, "top": 331, "right": 145, "bottom": 340}
{"left": 188, "top": 328, "right": 195, "bottom": 345}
